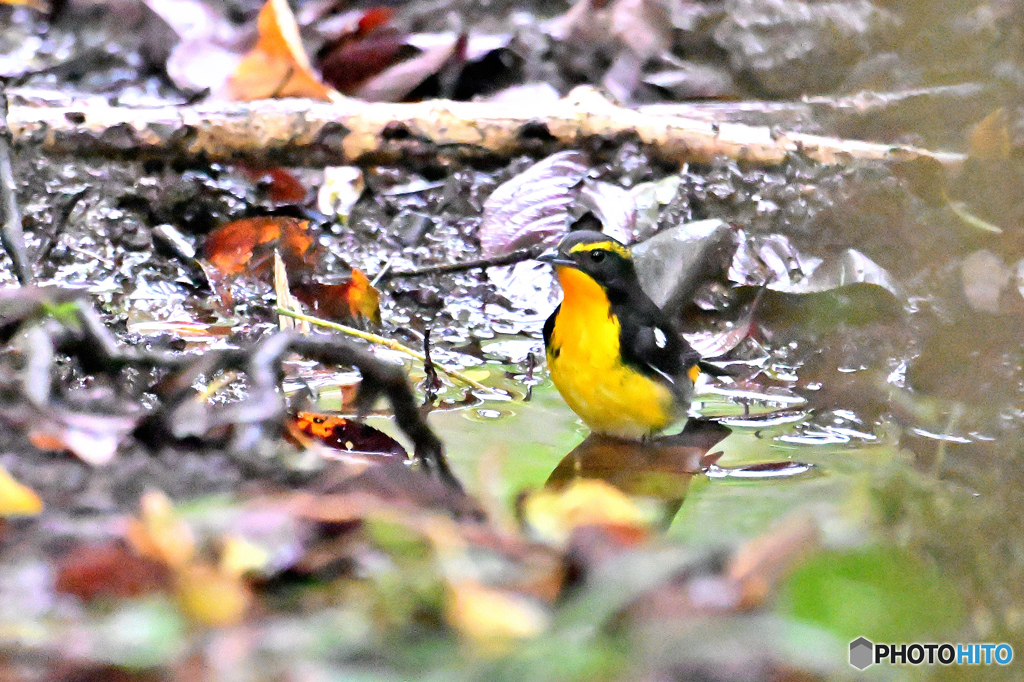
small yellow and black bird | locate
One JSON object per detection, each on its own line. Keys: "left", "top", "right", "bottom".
{"left": 539, "top": 230, "right": 705, "bottom": 440}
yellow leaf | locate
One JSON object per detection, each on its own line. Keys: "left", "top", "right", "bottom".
{"left": 521, "top": 479, "right": 657, "bottom": 545}
{"left": 0, "top": 467, "right": 42, "bottom": 517}
{"left": 446, "top": 580, "right": 548, "bottom": 651}
{"left": 219, "top": 535, "right": 271, "bottom": 578}
{"left": 176, "top": 564, "right": 251, "bottom": 626}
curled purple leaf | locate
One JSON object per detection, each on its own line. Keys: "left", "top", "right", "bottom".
{"left": 478, "top": 151, "right": 589, "bottom": 257}
{"left": 579, "top": 180, "right": 637, "bottom": 244}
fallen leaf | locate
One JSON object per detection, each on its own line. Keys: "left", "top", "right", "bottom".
{"left": 969, "top": 108, "right": 1011, "bottom": 162}
{"left": 227, "top": 0, "right": 338, "bottom": 101}
{"left": 56, "top": 542, "right": 169, "bottom": 602}
{"left": 175, "top": 563, "right": 252, "bottom": 626}
{"left": 28, "top": 412, "right": 138, "bottom": 466}
{"left": 240, "top": 165, "right": 307, "bottom": 203}
{"left": 521, "top": 478, "right": 659, "bottom": 546}
{"left": 317, "top": 9, "right": 407, "bottom": 94}
{"left": 146, "top": 0, "right": 244, "bottom": 93}
{"left": 274, "top": 250, "right": 309, "bottom": 332}
{"left": 446, "top": 580, "right": 549, "bottom": 650}
{"left": 354, "top": 34, "right": 465, "bottom": 102}
{"left": 287, "top": 411, "right": 405, "bottom": 457}
{"left": 126, "top": 490, "right": 195, "bottom": 570}
{"left": 203, "top": 216, "right": 320, "bottom": 279}
{"left": 0, "top": 466, "right": 42, "bottom": 517}
{"left": 478, "top": 151, "right": 589, "bottom": 257}
{"left": 291, "top": 269, "right": 382, "bottom": 325}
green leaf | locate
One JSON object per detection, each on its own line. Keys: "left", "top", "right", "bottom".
{"left": 777, "top": 545, "right": 963, "bottom": 643}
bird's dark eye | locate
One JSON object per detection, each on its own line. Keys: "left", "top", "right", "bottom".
{"left": 590, "top": 249, "right": 606, "bottom": 263}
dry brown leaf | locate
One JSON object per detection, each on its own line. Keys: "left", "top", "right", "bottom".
{"left": 203, "top": 216, "right": 319, "bottom": 278}
{"left": 227, "top": 0, "right": 339, "bottom": 102}
{"left": 969, "top": 108, "right": 1011, "bottom": 162}
{"left": 726, "top": 512, "right": 820, "bottom": 609}
{"left": 0, "top": 466, "right": 42, "bottom": 517}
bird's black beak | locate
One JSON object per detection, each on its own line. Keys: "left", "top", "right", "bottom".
{"left": 536, "top": 248, "right": 574, "bottom": 267}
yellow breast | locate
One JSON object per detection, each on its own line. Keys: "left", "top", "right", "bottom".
{"left": 546, "top": 267, "right": 677, "bottom": 440}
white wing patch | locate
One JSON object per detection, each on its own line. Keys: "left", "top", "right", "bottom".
{"left": 653, "top": 327, "right": 667, "bottom": 349}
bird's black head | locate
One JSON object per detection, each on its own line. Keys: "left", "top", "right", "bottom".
{"left": 537, "top": 230, "right": 637, "bottom": 293}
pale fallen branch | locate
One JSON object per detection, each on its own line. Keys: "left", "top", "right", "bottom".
{"left": 274, "top": 307, "right": 494, "bottom": 393}
{"left": 6, "top": 86, "right": 965, "bottom": 169}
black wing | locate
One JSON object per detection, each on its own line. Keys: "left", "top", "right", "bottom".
{"left": 542, "top": 304, "right": 560, "bottom": 351}
{"left": 618, "top": 296, "right": 695, "bottom": 386}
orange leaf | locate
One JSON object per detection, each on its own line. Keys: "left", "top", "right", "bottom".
{"left": 203, "top": 216, "right": 319, "bottom": 279}
{"left": 291, "top": 269, "right": 381, "bottom": 325}
{"left": 287, "top": 411, "right": 406, "bottom": 457}
{"left": 0, "top": 0, "right": 48, "bottom": 10}
{"left": 227, "top": 0, "right": 338, "bottom": 101}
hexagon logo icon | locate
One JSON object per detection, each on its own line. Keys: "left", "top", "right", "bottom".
{"left": 849, "top": 637, "right": 874, "bottom": 670}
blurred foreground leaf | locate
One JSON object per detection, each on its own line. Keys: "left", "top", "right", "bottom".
{"left": 778, "top": 545, "right": 963, "bottom": 643}
{"left": 0, "top": 466, "right": 42, "bottom": 517}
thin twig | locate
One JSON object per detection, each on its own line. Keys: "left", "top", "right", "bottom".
{"left": 36, "top": 187, "right": 88, "bottom": 271}
{"left": 375, "top": 246, "right": 543, "bottom": 281}
{"left": 369, "top": 255, "right": 394, "bottom": 286}
{"left": 193, "top": 370, "right": 240, "bottom": 403}
{"left": 274, "top": 307, "right": 495, "bottom": 393}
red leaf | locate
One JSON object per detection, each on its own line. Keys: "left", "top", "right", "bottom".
{"left": 240, "top": 166, "right": 308, "bottom": 204}
{"left": 56, "top": 542, "right": 170, "bottom": 603}
{"left": 318, "top": 28, "right": 407, "bottom": 93}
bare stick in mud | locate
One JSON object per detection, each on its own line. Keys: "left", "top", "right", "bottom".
{"left": 7, "top": 86, "right": 965, "bottom": 170}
